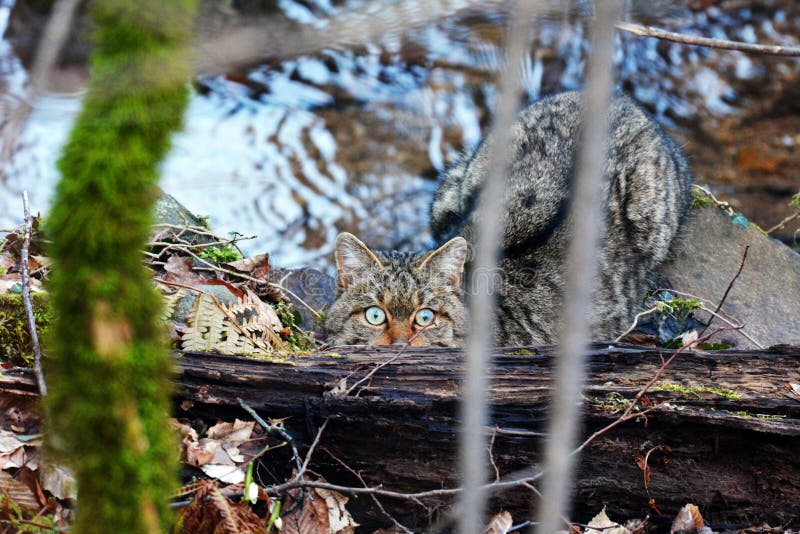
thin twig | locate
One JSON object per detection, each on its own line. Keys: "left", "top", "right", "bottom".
{"left": 20, "top": 192, "right": 47, "bottom": 397}
{"left": 574, "top": 326, "right": 739, "bottom": 455}
{"left": 699, "top": 245, "right": 748, "bottom": 337}
{"left": 766, "top": 212, "right": 799, "bottom": 235}
{"left": 488, "top": 426, "right": 500, "bottom": 483}
{"left": 710, "top": 246, "right": 749, "bottom": 318}
{"left": 343, "top": 325, "right": 430, "bottom": 396}
{"left": 697, "top": 304, "right": 763, "bottom": 349}
{"left": 323, "top": 447, "right": 415, "bottom": 534}
{"left": 295, "top": 419, "right": 329, "bottom": 481}
{"left": 1, "top": 0, "right": 82, "bottom": 172}
{"left": 614, "top": 306, "right": 660, "bottom": 343}
{"left": 458, "top": 1, "right": 543, "bottom": 531}
{"left": 522, "top": 481, "right": 573, "bottom": 531}
{"left": 691, "top": 184, "right": 735, "bottom": 216}
{"left": 239, "top": 399, "right": 303, "bottom": 476}
{"left": 617, "top": 21, "right": 800, "bottom": 57}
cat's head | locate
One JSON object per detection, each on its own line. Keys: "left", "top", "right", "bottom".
{"left": 325, "top": 232, "right": 468, "bottom": 347}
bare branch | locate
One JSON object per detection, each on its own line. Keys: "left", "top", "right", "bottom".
{"left": 617, "top": 21, "right": 800, "bottom": 57}
{"left": 0, "top": 0, "right": 82, "bottom": 172}
{"left": 238, "top": 399, "right": 303, "bottom": 476}
{"left": 195, "top": 0, "right": 516, "bottom": 75}
{"left": 535, "top": 1, "right": 623, "bottom": 533}
{"left": 574, "top": 326, "right": 740, "bottom": 456}
{"left": 295, "top": 419, "right": 329, "bottom": 481}
{"left": 323, "top": 447, "right": 415, "bottom": 534}
{"left": 458, "top": 1, "right": 544, "bottom": 532}
{"left": 766, "top": 212, "right": 799, "bottom": 235}
{"left": 20, "top": 192, "right": 47, "bottom": 397}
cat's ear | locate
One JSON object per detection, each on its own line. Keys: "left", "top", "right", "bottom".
{"left": 420, "top": 236, "right": 468, "bottom": 291}
{"left": 335, "top": 232, "right": 383, "bottom": 290}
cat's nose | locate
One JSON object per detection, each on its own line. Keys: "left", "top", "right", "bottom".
{"left": 391, "top": 337, "right": 410, "bottom": 345}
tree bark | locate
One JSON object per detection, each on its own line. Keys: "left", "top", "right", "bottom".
{"left": 4, "top": 344, "right": 799, "bottom": 530}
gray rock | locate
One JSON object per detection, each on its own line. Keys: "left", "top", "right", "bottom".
{"left": 152, "top": 193, "right": 216, "bottom": 247}
{"left": 270, "top": 267, "right": 336, "bottom": 333}
{"left": 659, "top": 205, "right": 800, "bottom": 349}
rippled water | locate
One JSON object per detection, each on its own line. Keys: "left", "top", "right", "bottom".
{"left": 1, "top": 0, "right": 799, "bottom": 268}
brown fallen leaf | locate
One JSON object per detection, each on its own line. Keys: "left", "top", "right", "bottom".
{"left": 0, "top": 470, "right": 39, "bottom": 511}
{"left": 39, "top": 463, "right": 76, "bottom": 500}
{"left": 225, "top": 253, "right": 271, "bottom": 280}
{"left": 18, "top": 466, "right": 46, "bottom": 508}
{"left": 282, "top": 482, "right": 358, "bottom": 534}
{"left": 318, "top": 486, "right": 358, "bottom": 533}
{"left": 670, "top": 503, "right": 704, "bottom": 533}
{"left": 281, "top": 487, "right": 332, "bottom": 534}
{"left": 163, "top": 254, "right": 205, "bottom": 286}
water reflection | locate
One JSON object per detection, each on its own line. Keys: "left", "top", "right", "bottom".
{"left": 1, "top": 0, "right": 799, "bottom": 267}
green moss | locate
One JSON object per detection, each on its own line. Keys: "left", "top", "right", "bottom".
{"left": 790, "top": 191, "right": 800, "bottom": 212}
{"left": 756, "top": 413, "right": 786, "bottom": 421}
{"left": 274, "top": 301, "right": 316, "bottom": 352}
{"left": 690, "top": 187, "right": 716, "bottom": 209}
{"left": 651, "top": 381, "right": 741, "bottom": 400}
{"left": 727, "top": 410, "right": 785, "bottom": 421}
{"left": 0, "top": 293, "right": 52, "bottom": 367}
{"left": 506, "top": 348, "right": 534, "bottom": 355}
{"left": 750, "top": 222, "right": 769, "bottom": 236}
{"left": 0, "top": 490, "right": 59, "bottom": 532}
{"left": 43, "top": 1, "right": 198, "bottom": 532}
{"left": 589, "top": 392, "right": 636, "bottom": 414}
{"left": 196, "top": 244, "right": 242, "bottom": 264}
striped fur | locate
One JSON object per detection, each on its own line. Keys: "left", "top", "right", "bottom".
{"left": 327, "top": 91, "right": 692, "bottom": 346}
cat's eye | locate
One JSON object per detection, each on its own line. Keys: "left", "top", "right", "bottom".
{"left": 364, "top": 306, "right": 387, "bottom": 325}
{"left": 414, "top": 308, "right": 436, "bottom": 327}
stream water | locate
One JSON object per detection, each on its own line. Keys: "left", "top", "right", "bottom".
{"left": 1, "top": 0, "right": 799, "bottom": 269}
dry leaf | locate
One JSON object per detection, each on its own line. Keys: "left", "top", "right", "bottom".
{"left": 484, "top": 510, "right": 513, "bottom": 534}
{"left": 282, "top": 483, "right": 358, "bottom": 534}
{"left": 0, "top": 470, "right": 39, "bottom": 511}
{"left": 225, "top": 253, "right": 271, "bottom": 280}
{"left": 163, "top": 254, "right": 204, "bottom": 285}
{"left": 324, "top": 377, "right": 348, "bottom": 397}
{"left": 586, "top": 507, "right": 631, "bottom": 534}
{"left": 317, "top": 487, "right": 358, "bottom": 533}
{"left": 670, "top": 503, "right": 704, "bottom": 533}
{"left": 39, "top": 464, "right": 76, "bottom": 500}
{"left": 18, "top": 466, "right": 46, "bottom": 507}
{"left": 200, "top": 464, "right": 246, "bottom": 484}
{"left": 0, "top": 429, "right": 35, "bottom": 470}
{"left": 206, "top": 419, "right": 255, "bottom": 442}
{"left": 282, "top": 487, "right": 332, "bottom": 534}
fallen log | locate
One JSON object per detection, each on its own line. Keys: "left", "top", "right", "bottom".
{"left": 177, "top": 343, "right": 800, "bottom": 531}
{"left": 3, "top": 344, "right": 799, "bottom": 531}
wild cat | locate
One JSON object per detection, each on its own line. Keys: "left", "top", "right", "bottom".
{"left": 326, "top": 91, "right": 692, "bottom": 346}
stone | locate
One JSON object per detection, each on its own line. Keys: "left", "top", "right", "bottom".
{"left": 659, "top": 205, "right": 800, "bottom": 349}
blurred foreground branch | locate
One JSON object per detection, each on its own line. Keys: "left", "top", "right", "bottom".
{"left": 535, "top": 1, "right": 623, "bottom": 533}
{"left": 0, "top": 0, "right": 81, "bottom": 176}
{"left": 457, "top": 0, "right": 544, "bottom": 531}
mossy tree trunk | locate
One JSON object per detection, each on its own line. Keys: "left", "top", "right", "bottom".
{"left": 44, "top": 1, "right": 197, "bottom": 532}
